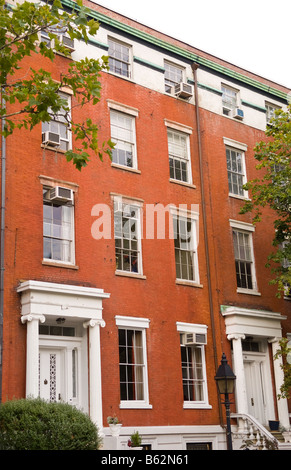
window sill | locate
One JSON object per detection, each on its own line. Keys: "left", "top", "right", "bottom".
{"left": 107, "top": 70, "right": 135, "bottom": 84}
{"left": 119, "top": 402, "right": 152, "bottom": 409}
{"left": 115, "top": 270, "right": 146, "bottom": 280}
{"left": 222, "top": 111, "right": 244, "bottom": 123}
{"left": 237, "top": 288, "right": 261, "bottom": 296}
{"left": 176, "top": 279, "right": 203, "bottom": 288}
{"left": 41, "top": 144, "right": 68, "bottom": 154}
{"left": 42, "top": 260, "right": 79, "bottom": 270}
{"left": 164, "top": 91, "right": 193, "bottom": 102}
{"left": 55, "top": 50, "right": 73, "bottom": 59}
{"left": 183, "top": 403, "right": 212, "bottom": 410}
{"left": 169, "top": 178, "right": 196, "bottom": 189}
{"left": 229, "top": 193, "right": 250, "bottom": 201}
{"left": 111, "top": 163, "right": 141, "bottom": 174}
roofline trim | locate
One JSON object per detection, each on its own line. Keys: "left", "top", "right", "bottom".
{"left": 63, "top": 0, "right": 288, "bottom": 101}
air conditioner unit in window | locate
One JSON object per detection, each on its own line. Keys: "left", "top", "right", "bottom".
{"left": 182, "top": 332, "right": 207, "bottom": 346}
{"left": 47, "top": 186, "right": 73, "bottom": 203}
{"left": 232, "top": 108, "right": 244, "bottom": 120}
{"left": 42, "top": 131, "right": 60, "bottom": 147}
{"left": 60, "top": 35, "right": 75, "bottom": 51}
{"left": 174, "top": 82, "right": 193, "bottom": 99}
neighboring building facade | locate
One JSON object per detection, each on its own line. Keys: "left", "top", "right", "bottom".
{"left": 1, "top": 0, "right": 290, "bottom": 450}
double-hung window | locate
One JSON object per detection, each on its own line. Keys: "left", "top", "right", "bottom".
{"left": 40, "top": 27, "right": 74, "bottom": 52}
{"left": 43, "top": 187, "right": 75, "bottom": 264}
{"left": 224, "top": 138, "right": 248, "bottom": 198}
{"left": 167, "top": 128, "right": 191, "bottom": 183}
{"left": 265, "top": 102, "right": 280, "bottom": 125}
{"left": 230, "top": 220, "right": 258, "bottom": 293}
{"left": 177, "top": 322, "right": 210, "bottom": 409}
{"left": 110, "top": 109, "right": 137, "bottom": 169}
{"left": 221, "top": 84, "right": 238, "bottom": 116}
{"left": 164, "top": 61, "right": 183, "bottom": 94}
{"left": 42, "top": 92, "right": 71, "bottom": 151}
{"left": 172, "top": 207, "right": 199, "bottom": 283}
{"left": 114, "top": 197, "right": 143, "bottom": 275}
{"left": 116, "top": 316, "right": 151, "bottom": 409}
{"left": 108, "top": 38, "right": 131, "bottom": 78}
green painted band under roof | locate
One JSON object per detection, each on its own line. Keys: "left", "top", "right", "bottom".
{"left": 133, "top": 56, "right": 165, "bottom": 72}
{"left": 63, "top": 0, "right": 288, "bottom": 102}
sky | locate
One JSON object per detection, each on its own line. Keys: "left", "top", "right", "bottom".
{"left": 92, "top": 0, "right": 291, "bottom": 89}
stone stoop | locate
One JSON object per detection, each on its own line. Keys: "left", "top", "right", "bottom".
{"left": 269, "top": 430, "right": 291, "bottom": 450}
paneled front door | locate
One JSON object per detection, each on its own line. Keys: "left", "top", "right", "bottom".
{"left": 39, "top": 340, "right": 81, "bottom": 407}
{"left": 243, "top": 346, "right": 275, "bottom": 426}
{"left": 244, "top": 359, "right": 266, "bottom": 423}
{"left": 39, "top": 348, "right": 63, "bottom": 402}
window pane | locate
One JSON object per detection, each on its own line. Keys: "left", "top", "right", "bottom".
{"left": 226, "top": 147, "right": 245, "bottom": 195}
{"left": 119, "top": 329, "right": 145, "bottom": 401}
{"left": 233, "top": 230, "right": 253, "bottom": 289}
{"left": 114, "top": 201, "right": 141, "bottom": 273}
{"left": 111, "top": 110, "right": 135, "bottom": 168}
{"left": 108, "top": 39, "right": 130, "bottom": 78}
{"left": 222, "top": 86, "right": 237, "bottom": 109}
{"left": 43, "top": 237, "right": 52, "bottom": 259}
{"left": 181, "top": 345, "right": 205, "bottom": 402}
{"left": 168, "top": 130, "right": 189, "bottom": 183}
{"left": 165, "top": 62, "right": 183, "bottom": 92}
{"left": 174, "top": 216, "right": 195, "bottom": 281}
{"left": 42, "top": 93, "right": 71, "bottom": 150}
{"left": 43, "top": 199, "right": 73, "bottom": 263}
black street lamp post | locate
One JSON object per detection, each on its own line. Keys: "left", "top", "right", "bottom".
{"left": 215, "top": 353, "right": 236, "bottom": 450}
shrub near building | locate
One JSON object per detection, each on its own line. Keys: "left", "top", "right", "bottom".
{"left": 0, "top": 398, "right": 102, "bottom": 450}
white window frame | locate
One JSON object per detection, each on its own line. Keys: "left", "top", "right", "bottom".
{"left": 108, "top": 102, "right": 138, "bottom": 170}
{"left": 171, "top": 206, "right": 200, "bottom": 285}
{"left": 42, "top": 92, "right": 72, "bottom": 151}
{"left": 40, "top": 27, "right": 74, "bottom": 52}
{"left": 115, "top": 315, "right": 152, "bottom": 409}
{"left": 113, "top": 195, "right": 143, "bottom": 276}
{"left": 164, "top": 61, "right": 185, "bottom": 94}
{"left": 265, "top": 102, "right": 280, "bottom": 125}
{"left": 165, "top": 120, "right": 193, "bottom": 185}
{"left": 221, "top": 84, "right": 239, "bottom": 116}
{"left": 176, "top": 322, "right": 211, "bottom": 409}
{"left": 230, "top": 219, "right": 260, "bottom": 295}
{"left": 43, "top": 186, "right": 75, "bottom": 266}
{"left": 108, "top": 37, "right": 132, "bottom": 79}
{"left": 223, "top": 137, "right": 248, "bottom": 199}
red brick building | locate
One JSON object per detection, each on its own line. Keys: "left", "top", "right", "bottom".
{"left": 1, "top": 0, "right": 290, "bottom": 450}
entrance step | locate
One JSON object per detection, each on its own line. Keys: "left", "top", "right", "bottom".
{"left": 268, "top": 430, "right": 285, "bottom": 442}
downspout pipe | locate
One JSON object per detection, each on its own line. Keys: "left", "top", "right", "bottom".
{"left": 0, "top": 93, "right": 6, "bottom": 404}
{"left": 191, "top": 63, "right": 223, "bottom": 426}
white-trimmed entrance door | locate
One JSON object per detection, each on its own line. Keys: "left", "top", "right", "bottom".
{"left": 244, "top": 358, "right": 266, "bottom": 423}
{"left": 39, "top": 337, "right": 82, "bottom": 408}
{"left": 243, "top": 346, "right": 274, "bottom": 426}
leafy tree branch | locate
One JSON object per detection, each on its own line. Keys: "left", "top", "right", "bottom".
{"left": 274, "top": 337, "right": 291, "bottom": 400}
{"left": 0, "top": 0, "right": 114, "bottom": 169}
{"left": 240, "top": 104, "right": 291, "bottom": 296}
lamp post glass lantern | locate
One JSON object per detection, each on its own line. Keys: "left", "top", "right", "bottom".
{"left": 215, "top": 353, "right": 236, "bottom": 450}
